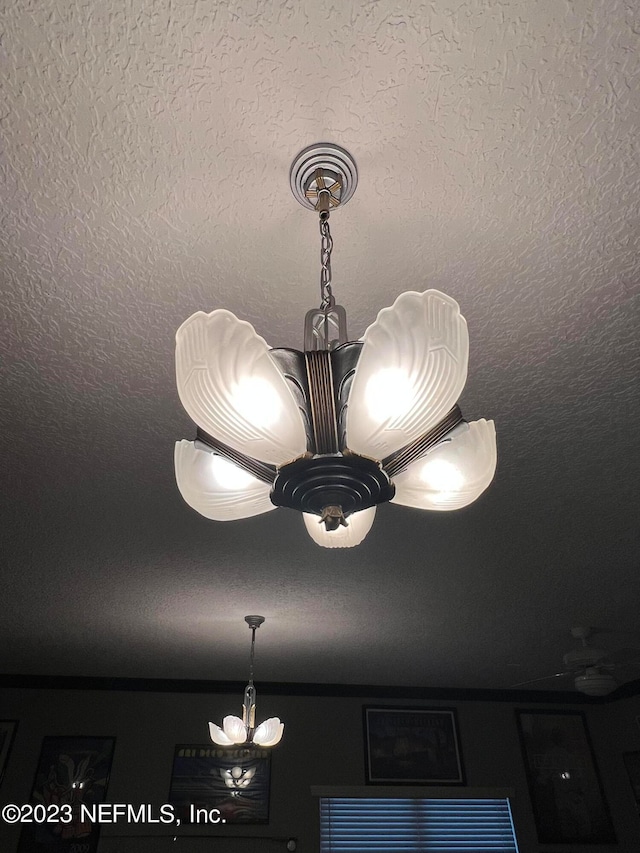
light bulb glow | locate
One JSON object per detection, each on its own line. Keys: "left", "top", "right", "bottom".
{"left": 208, "top": 722, "right": 235, "bottom": 746}
{"left": 420, "top": 458, "right": 465, "bottom": 492}
{"left": 175, "top": 441, "right": 275, "bottom": 521}
{"left": 392, "top": 419, "right": 497, "bottom": 511}
{"left": 365, "top": 369, "right": 413, "bottom": 424}
{"left": 222, "top": 715, "right": 248, "bottom": 744}
{"left": 346, "top": 290, "right": 469, "bottom": 458}
{"left": 231, "top": 377, "right": 282, "bottom": 430}
{"left": 253, "top": 717, "right": 284, "bottom": 747}
{"left": 175, "top": 310, "right": 306, "bottom": 464}
{"left": 209, "top": 455, "right": 256, "bottom": 490}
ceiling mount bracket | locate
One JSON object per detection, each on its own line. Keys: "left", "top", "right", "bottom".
{"left": 245, "top": 615, "right": 265, "bottom": 630}
{"left": 290, "top": 143, "right": 358, "bottom": 211}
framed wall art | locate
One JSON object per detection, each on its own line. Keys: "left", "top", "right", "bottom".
{"left": 18, "top": 735, "right": 116, "bottom": 853}
{"left": 516, "top": 710, "right": 615, "bottom": 844}
{"left": 623, "top": 750, "right": 640, "bottom": 815}
{"left": 363, "top": 706, "right": 464, "bottom": 784}
{"left": 168, "top": 744, "right": 271, "bottom": 824}
{"left": 0, "top": 720, "right": 18, "bottom": 787}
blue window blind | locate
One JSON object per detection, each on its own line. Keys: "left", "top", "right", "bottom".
{"left": 320, "top": 797, "right": 519, "bottom": 853}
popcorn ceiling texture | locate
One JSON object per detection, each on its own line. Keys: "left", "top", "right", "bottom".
{"left": 1, "top": 0, "right": 639, "bottom": 687}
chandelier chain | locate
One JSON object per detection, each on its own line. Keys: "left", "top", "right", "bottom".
{"left": 319, "top": 210, "right": 335, "bottom": 310}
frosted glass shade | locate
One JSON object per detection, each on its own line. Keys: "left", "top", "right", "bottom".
{"left": 391, "top": 419, "right": 496, "bottom": 511}
{"left": 222, "top": 714, "right": 250, "bottom": 744}
{"left": 303, "top": 506, "right": 376, "bottom": 548}
{"left": 253, "top": 717, "right": 285, "bottom": 747}
{"left": 209, "top": 721, "right": 237, "bottom": 746}
{"left": 210, "top": 715, "right": 283, "bottom": 746}
{"left": 176, "top": 310, "right": 307, "bottom": 465}
{"left": 346, "top": 291, "right": 469, "bottom": 459}
{"left": 175, "top": 440, "right": 275, "bottom": 521}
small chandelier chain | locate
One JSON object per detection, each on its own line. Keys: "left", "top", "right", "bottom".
{"left": 319, "top": 210, "right": 335, "bottom": 310}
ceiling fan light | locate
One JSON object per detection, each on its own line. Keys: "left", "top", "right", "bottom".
{"left": 345, "top": 290, "right": 469, "bottom": 459}
{"left": 392, "top": 419, "right": 496, "bottom": 511}
{"left": 574, "top": 670, "right": 616, "bottom": 696}
{"left": 175, "top": 310, "right": 307, "bottom": 465}
{"left": 174, "top": 440, "right": 275, "bottom": 521}
{"left": 302, "top": 506, "right": 376, "bottom": 548}
{"left": 253, "top": 717, "right": 284, "bottom": 747}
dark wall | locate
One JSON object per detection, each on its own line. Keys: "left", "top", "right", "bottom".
{"left": 0, "top": 685, "right": 638, "bottom": 852}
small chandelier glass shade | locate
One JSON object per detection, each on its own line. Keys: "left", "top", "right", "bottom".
{"left": 175, "top": 144, "right": 497, "bottom": 547}
{"left": 208, "top": 616, "right": 284, "bottom": 749}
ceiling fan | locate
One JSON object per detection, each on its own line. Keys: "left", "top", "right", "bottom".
{"left": 511, "top": 626, "right": 640, "bottom": 696}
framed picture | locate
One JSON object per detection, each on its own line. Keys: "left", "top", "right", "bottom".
{"left": 168, "top": 745, "right": 271, "bottom": 824}
{"left": 623, "top": 750, "right": 640, "bottom": 814}
{"left": 17, "top": 736, "right": 116, "bottom": 853}
{"left": 0, "top": 720, "right": 18, "bottom": 787}
{"left": 363, "top": 706, "right": 464, "bottom": 784}
{"left": 516, "top": 710, "right": 616, "bottom": 844}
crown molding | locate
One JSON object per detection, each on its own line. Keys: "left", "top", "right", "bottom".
{"left": 2, "top": 673, "right": 636, "bottom": 703}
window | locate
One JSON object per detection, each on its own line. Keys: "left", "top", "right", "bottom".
{"left": 320, "top": 796, "right": 519, "bottom": 852}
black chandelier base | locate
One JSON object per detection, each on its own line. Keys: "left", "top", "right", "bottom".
{"left": 270, "top": 454, "right": 395, "bottom": 527}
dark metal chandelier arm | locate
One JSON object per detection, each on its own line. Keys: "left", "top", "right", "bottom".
{"left": 195, "top": 428, "right": 277, "bottom": 485}
{"left": 270, "top": 344, "right": 363, "bottom": 455}
{"left": 330, "top": 341, "right": 362, "bottom": 451}
{"left": 305, "top": 350, "right": 339, "bottom": 454}
{"left": 382, "top": 405, "right": 465, "bottom": 479}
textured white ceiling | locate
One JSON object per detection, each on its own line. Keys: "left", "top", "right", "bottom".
{"left": 1, "top": 0, "right": 639, "bottom": 693}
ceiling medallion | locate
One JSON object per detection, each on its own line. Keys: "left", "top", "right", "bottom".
{"left": 174, "top": 143, "right": 497, "bottom": 547}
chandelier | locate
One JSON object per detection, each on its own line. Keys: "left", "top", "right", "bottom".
{"left": 175, "top": 143, "right": 497, "bottom": 548}
{"left": 209, "top": 615, "right": 283, "bottom": 748}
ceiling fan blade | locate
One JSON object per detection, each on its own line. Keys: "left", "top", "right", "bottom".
{"left": 600, "top": 647, "right": 640, "bottom": 665}
{"left": 509, "top": 671, "right": 572, "bottom": 688}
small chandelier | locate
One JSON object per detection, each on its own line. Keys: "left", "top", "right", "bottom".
{"left": 175, "top": 143, "right": 497, "bottom": 548}
{"left": 209, "top": 615, "right": 284, "bottom": 748}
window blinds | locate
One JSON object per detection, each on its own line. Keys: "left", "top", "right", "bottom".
{"left": 320, "top": 797, "right": 519, "bottom": 853}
